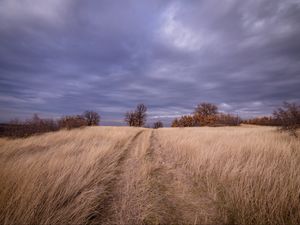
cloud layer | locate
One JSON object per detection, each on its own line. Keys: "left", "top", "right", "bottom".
{"left": 1, "top": 0, "right": 300, "bottom": 125}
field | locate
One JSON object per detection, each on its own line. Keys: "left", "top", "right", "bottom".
{"left": 0, "top": 126, "right": 299, "bottom": 225}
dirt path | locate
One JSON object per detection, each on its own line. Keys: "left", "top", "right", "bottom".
{"left": 91, "top": 129, "right": 217, "bottom": 225}
{"left": 96, "top": 129, "right": 154, "bottom": 225}
{"left": 147, "top": 130, "right": 218, "bottom": 225}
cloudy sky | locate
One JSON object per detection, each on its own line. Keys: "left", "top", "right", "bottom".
{"left": 0, "top": 0, "right": 299, "bottom": 125}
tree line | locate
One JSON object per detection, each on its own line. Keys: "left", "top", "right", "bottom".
{"left": 0, "top": 102, "right": 299, "bottom": 138}
{"left": 123, "top": 102, "right": 299, "bottom": 137}
{"left": 240, "top": 102, "right": 300, "bottom": 136}
{"left": 0, "top": 111, "right": 100, "bottom": 138}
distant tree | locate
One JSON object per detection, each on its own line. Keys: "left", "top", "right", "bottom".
{"left": 273, "top": 102, "right": 300, "bottom": 137}
{"left": 135, "top": 104, "right": 147, "bottom": 127}
{"left": 59, "top": 115, "right": 87, "bottom": 130}
{"left": 194, "top": 103, "right": 218, "bottom": 117}
{"left": 194, "top": 103, "right": 218, "bottom": 126}
{"left": 125, "top": 104, "right": 147, "bottom": 127}
{"left": 83, "top": 111, "right": 100, "bottom": 126}
{"left": 125, "top": 111, "right": 137, "bottom": 126}
{"left": 153, "top": 121, "right": 163, "bottom": 129}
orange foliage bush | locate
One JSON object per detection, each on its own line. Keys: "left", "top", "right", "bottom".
{"left": 172, "top": 103, "right": 241, "bottom": 127}
{"left": 171, "top": 115, "right": 197, "bottom": 127}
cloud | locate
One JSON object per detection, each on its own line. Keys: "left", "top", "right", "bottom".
{"left": 0, "top": 0, "right": 299, "bottom": 125}
{"left": 158, "top": 3, "right": 214, "bottom": 51}
{"left": 0, "top": 0, "right": 72, "bottom": 28}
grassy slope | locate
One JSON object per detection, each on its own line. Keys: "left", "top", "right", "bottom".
{"left": 0, "top": 126, "right": 299, "bottom": 225}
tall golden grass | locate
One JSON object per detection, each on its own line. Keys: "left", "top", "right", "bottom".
{"left": 0, "top": 126, "right": 299, "bottom": 225}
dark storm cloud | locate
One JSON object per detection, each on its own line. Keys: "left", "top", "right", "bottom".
{"left": 0, "top": 0, "right": 300, "bottom": 125}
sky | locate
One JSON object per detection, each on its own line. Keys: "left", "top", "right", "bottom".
{"left": 0, "top": 0, "right": 300, "bottom": 126}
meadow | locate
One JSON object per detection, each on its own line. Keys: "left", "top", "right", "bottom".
{"left": 0, "top": 126, "right": 299, "bottom": 225}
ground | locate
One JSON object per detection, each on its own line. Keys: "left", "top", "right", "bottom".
{"left": 0, "top": 126, "right": 299, "bottom": 225}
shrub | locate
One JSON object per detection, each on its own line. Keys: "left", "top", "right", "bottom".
{"left": 216, "top": 113, "right": 241, "bottom": 126}
{"left": 273, "top": 102, "right": 300, "bottom": 137}
{"left": 1, "top": 114, "right": 59, "bottom": 138}
{"left": 171, "top": 115, "right": 197, "bottom": 127}
{"left": 58, "top": 115, "right": 87, "bottom": 130}
{"left": 172, "top": 103, "right": 241, "bottom": 127}
{"left": 194, "top": 114, "right": 218, "bottom": 126}
{"left": 171, "top": 118, "right": 179, "bottom": 127}
{"left": 83, "top": 111, "right": 100, "bottom": 126}
{"left": 1, "top": 112, "right": 94, "bottom": 138}
{"left": 193, "top": 103, "right": 219, "bottom": 126}
{"left": 243, "top": 116, "right": 278, "bottom": 126}
{"left": 153, "top": 121, "right": 163, "bottom": 129}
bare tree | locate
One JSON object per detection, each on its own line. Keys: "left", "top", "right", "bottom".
{"left": 124, "top": 104, "right": 147, "bottom": 127}
{"left": 273, "top": 102, "right": 300, "bottom": 137}
{"left": 124, "top": 111, "right": 136, "bottom": 126}
{"left": 2, "top": 114, "right": 59, "bottom": 138}
{"left": 194, "top": 103, "right": 218, "bottom": 126}
{"left": 153, "top": 121, "right": 163, "bottom": 129}
{"left": 135, "top": 104, "right": 147, "bottom": 127}
{"left": 83, "top": 111, "right": 100, "bottom": 126}
{"left": 194, "top": 103, "right": 218, "bottom": 117}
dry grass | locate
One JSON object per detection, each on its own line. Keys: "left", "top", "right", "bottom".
{"left": 0, "top": 126, "right": 299, "bottom": 225}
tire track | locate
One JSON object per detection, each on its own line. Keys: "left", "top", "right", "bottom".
{"left": 113, "top": 130, "right": 145, "bottom": 170}
{"left": 147, "top": 130, "right": 218, "bottom": 225}
{"left": 87, "top": 129, "right": 145, "bottom": 225}
{"left": 102, "top": 129, "right": 154, "bottom": 225}
{"left": 144, "top": 130, "right": 187, "bottom": 224}
{"left": 89, "top": 128, "right": 217, "bottom": 225}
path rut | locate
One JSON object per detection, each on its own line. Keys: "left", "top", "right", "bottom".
{"left": 146, "top": 130, "right": 218, "bottom": 225}
{"left": 97, "top": 129, "right": 154, "bottom": 225}
{"left": 91, "top": 129, "right": 217, "bottom": 225}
